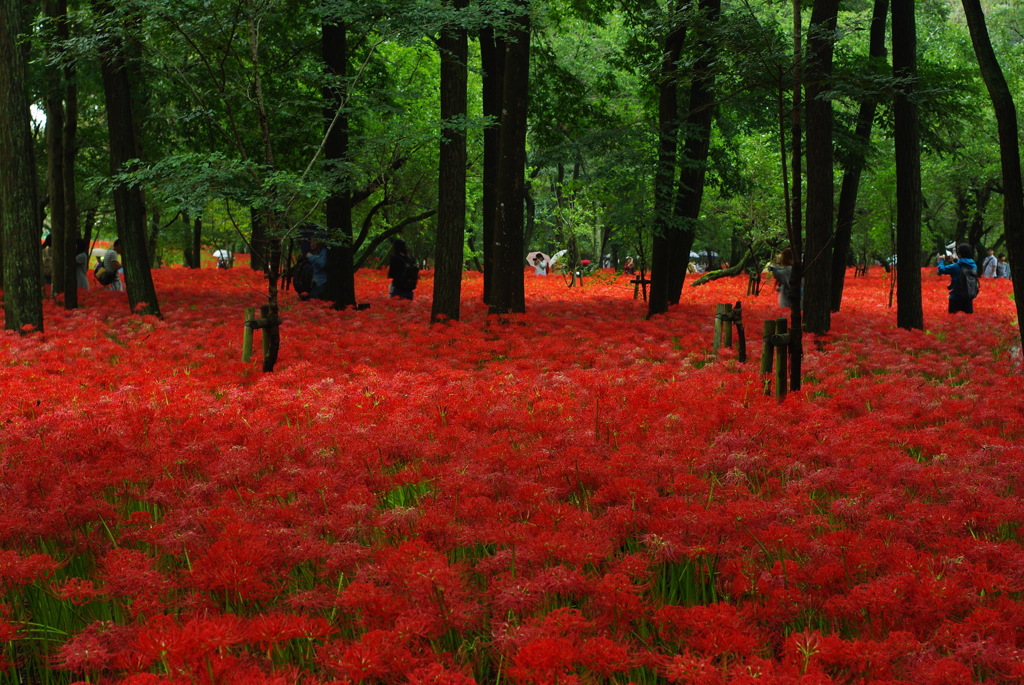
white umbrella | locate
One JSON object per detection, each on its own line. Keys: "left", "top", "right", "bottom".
{"left": 549, "top": 249, "right": 568, "bottom": 265}
{"left": 526, "top": 251, "right": 550, "bottom": 267}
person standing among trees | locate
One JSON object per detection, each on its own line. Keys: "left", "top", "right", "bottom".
{"left": 306, "top": 238, "right": 328, "bottom": 300}
{"left": 75, "top": 239, "right": 90, "bottom": 290}
{"left": 103, "top": 239, "right": 124, "bottom": 291}
{"left": 41, "top": 235, "right": 53, "bottom": 287}
{"left": 388, "top": 239, "right": 418, "bottom": 300}
{"left": 997, "top": 253, "right": 1011, "bottom": 279}
{"left": 981, "top": 248, "right": 998, "bottom": 278}
{"left": 938, "top": 243, "right": 979, "bottom": 314}
{"left": 768, "top": 248, "right": 795, "bottom": 309}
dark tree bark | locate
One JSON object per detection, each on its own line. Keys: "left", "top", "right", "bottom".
{"left": 192, "top": 216, "right": 202, "bottom": 267}
{"left": 94, "top": 0, "right": 160, "bottom": 317}
{"left": 667, "top": 0, "right": 721, "bottom": 306}
{"left": 250, "top": 207, "right": 267, "bottom": 271}
{"left": 647, "top": 12, "right": 685, "bottom": 318}
{"left": 479, "top": 25, "right": 505, "bottom": 305}
{"left": 63, "top": 30, "right": 79, "bottom": 292}
{"left": 831, "top": 0, "right": 888, "bottom": 312}
{"left": 960, "top": 0, "right": 1024, "bottom": 343}
{"left": 432, "top": 0, "right": 469, "bottom": 323}
{"left": 967, "top": 182, "right": 995, "bottom": 253}
{"left": 44, "top": 0, "right": 74, "bottom": 305}
{"left": 0, "top": 0, "right": 44, "bottom": 332}
{"left": 891, "top": 0, "right": 923, "bottom": 330}
{"left": 802, "top": 0, "right": 839, "bottom": 334}
{"left": 787, "top": 0, "right": 806, "bottom": 391}
{"left": 323, "top": 19, "right": 357, "bottom": 308}
{"left": 489, "top": 3, "right": 529, "bottom": 315}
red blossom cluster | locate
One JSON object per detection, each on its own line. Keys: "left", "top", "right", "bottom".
{"left": 1, "top": 264, "right": 1023, "bottom": 683}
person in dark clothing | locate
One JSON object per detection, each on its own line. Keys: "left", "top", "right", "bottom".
{"left": 388, "top": 239, "right": 417, "bottom": 300}
{"left": 306, "top": 239, "right": 328, "bottom": 300}
{"left": 938, "top": 243, "right": 978, "bottom": 314}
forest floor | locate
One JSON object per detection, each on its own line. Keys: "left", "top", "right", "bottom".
{"left": 1, "top": 265, "right": 1022, "bottom": 683}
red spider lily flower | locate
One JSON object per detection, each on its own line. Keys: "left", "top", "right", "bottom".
{"left": 52, "top": 577, "right": 106, "bottom": 606}
{"left": 406, "top": 662, "right": 478, "bottom": 684}
{"left": 0, "top": 552, "right": 58, "bottom": 591}
{"left": 662, "top": 651, "right": 723, "bottom": 684}
{"left": 317, "top": 629, "right": 422, "bottom": 682}
{"left": 505, "top": 636, "right": 579, "bottom": 683}
{"left": 242, "top": 612, "right": 335, "bottom": 648}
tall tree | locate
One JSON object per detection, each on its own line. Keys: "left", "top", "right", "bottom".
{"left": 891, "top": 0, "right": 922, "bottom": 330}
{"left": 489, "top": 1, "right": 530, "bottom": 315}
{"left": 94, "top": 0, "right": 161, "bottom": 317}
{"left": 960, "top": 0, "right": 1024, "bottom": 343}
{"left": 789, "top": 0, "right": 805, "bottom": 391}
{"left": 647, "top": 5, "right": 685, "bottom": 318}
{"left": 667, "top": 0, "right": 721, "bottom": 306}
{"left": 323, "top": 17, "right": 357, "bottom": 308}
{"left": 61, "top": 0, "right": 80, "bottom": 307}
{"left": 0, "top": 0, "right": 44, "bottom": 332}
{"left": 44, "top": 0, "right": 76, "bottom": 307}
{"left": 802, "top": 0, "right": 839, "bottom": 334}
{"left": 432, "top": 0, "right": 469, "bottom": 322}
{"left": 830, "top": 0, "right": 888, "bottom": 312}
{"left": 479, "top": 25, "right": 504, "bottom": 305}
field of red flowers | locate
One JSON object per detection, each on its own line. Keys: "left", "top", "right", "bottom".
{"left": 2, "top": 264, "right": 1023, "bottom": 684}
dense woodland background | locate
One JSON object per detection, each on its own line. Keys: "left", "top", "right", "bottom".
{"left": 1, "top": 0, "right": 1023, "bottom": 350}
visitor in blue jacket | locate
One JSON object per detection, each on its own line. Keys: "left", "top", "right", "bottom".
{"left": 938, "top": 243, "right": 978, "bottom": 314}
{"left": 307, "top": 239, "right": 329, "bottom": 300}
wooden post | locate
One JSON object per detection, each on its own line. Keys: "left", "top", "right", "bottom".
{"left": 713, "top": 303, "right": 729, "bottom": 354}
{"left": 261, "top": 304, "right": 272, "bottom": 360}
{"left": 761, "top": 319, "right": 776, "bottom": 375}
{"left": 242, "top": 307, "right": 255, "bottom": 362}
{"left": 761, "top": 318, "right": 776, "bottom": 394}
{"left": 733, "top": 301, "right": 746, "bottom": 363}
{"left": 774, "top": 317, "right": 788, "bottom": 400}
{"left": 723, "top": 304, "right": 733, "bottom": 349}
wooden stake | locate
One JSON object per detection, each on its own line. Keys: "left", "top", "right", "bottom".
{"left": 761, "top": 318, "right": 776, "bottom": 378}
{"left": 774, "top": 317, "right": 788, "bottom": 400}
{"left": 713, "top": 303, "right": 729, "bottom": 354}
{"left": 242, "top": 307, "right": 255, "bottom": 362}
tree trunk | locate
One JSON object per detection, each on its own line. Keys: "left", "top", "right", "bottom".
{"left": 960, "top": 0, "right": 1024, "bottom": 343}
{"left": 44, "top": 0, "right": 71, "bottom": 303}
{"left": 831, "top": 0, "right": 888, "bottom": 312}
{"left": 892, "top": 0, "right": 923, "bottom": 330}
{"left": 479, "top": 26, "right": 505, "bottom": 305}
{"left": 323, "top": 19, "right": 357, "bottom": 308}
{"left": 432, "top": 0, "right": 469, "bottom": 323}
{"left": 785, "top": 0, "right": 805, "bottom": 391}
{"left": 647, "top": 11, "right": 685, "bottom": 318}
{"left": 148, "top": 208, "right": 160, "bottom": 268}
{"left": 94, "top": 0, "right": 160, "bottom": 317}
{"left": 488, "top": 3, "right": 529, "bottom": 315}
{"left": 250, "top": 207, "right": 267, "bottom": 271}
{"left": 192, "top": 216, "right": 202, "bottom": 267}
{"left": 802, "top": 0, "right": 839, "bottom": 335}
{"left": 668, "top": 0, "right": 721, "bottom": 306}
{"left": 63, "top": 29, "right": 79, "bottom": 306}
{"left": 0, "top": 0, "right": 44, "bottom": 332}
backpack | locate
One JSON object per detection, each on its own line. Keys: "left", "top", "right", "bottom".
{"left": 94, "top": 261, "right": 116, "bottom": 286}
{"left": 290, "top": 256, "right": 314, "bottom": 299}
{"left": 955, "top": 264, "right": 980, "bottom": 300}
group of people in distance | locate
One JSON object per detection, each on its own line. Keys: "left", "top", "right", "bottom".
{"left": 294, "top": 236, "right": 418, "bottom": 302}
{"left": 765, "top": 243, "right": 1005, "bottom": 316}
{"left": 40, "top": 236, "right": 123, "bottom": 292}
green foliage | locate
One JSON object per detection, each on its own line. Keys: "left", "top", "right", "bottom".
{"left": 20, "top": 0, "right": 1020, "bottom": 277}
